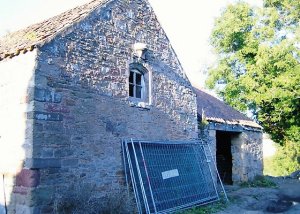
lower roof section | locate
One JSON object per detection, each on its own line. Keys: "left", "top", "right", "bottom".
{"left": 194, "top": 87, "right": 262, "bottom": 130}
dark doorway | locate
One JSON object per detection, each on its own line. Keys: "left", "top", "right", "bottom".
{"left": 216, "top": 131, "right": 233, "bottom": 185}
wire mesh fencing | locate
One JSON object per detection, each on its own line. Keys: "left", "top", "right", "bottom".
{"left": 122, "top": 139, "right": 225, "bottom": 213}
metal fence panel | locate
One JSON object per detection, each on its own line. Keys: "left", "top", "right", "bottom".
{"left": 122, "top": 140, "right": 220, "bottom": 213}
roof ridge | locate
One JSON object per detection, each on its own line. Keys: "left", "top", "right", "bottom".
{"left": 0, "top": 0, "right": 108, "bottom": 61}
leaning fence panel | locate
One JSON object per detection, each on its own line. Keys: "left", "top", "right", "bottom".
{"left": 122, "top": 140, "right": 222, "bottom": 213}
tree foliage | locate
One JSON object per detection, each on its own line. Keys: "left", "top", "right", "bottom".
{"left": 264, "top": 140, "right": 300, "bottom": 176}
{"left": 207, "top": 0, "right": 300, "bottom": 145}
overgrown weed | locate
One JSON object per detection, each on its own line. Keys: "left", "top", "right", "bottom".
{"left": 53, "top": 184, "right": 135, "bottom": 214}
{"left": 239, "top": 175, "right": 277, "bottom": 188}
{"left": 180, "top": 198, "right": 228, "bottom": 214}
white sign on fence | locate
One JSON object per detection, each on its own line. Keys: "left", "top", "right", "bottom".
{"left": 162, "top": 169, "right": 179, "bottom": 180}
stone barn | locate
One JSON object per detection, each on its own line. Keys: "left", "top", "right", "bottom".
{"left": 0, "top": 0, "right": 198, "bottom": 212}
{"left": 194, "top": 88, "right": 263, "bottom": 185}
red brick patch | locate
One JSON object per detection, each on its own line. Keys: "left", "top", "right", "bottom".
{"left": 13, "top": 186, "right": 29, "bottom": 195}
{"left": 16, "top": 169, "right": 40, "bottom": 188}
{"left": 44, "top": 103, "right": 70, "bottom": 113}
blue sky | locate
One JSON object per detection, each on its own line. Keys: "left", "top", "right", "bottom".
{"left": 0, "top": 0, "right": 262, "bottom": 88}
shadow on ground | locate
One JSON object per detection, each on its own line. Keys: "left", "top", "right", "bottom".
{"left": 217, "top": 177, "right": 300, "bottom": 214}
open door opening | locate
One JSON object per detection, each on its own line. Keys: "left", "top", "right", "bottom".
{"left": 216, "top": 131, "right": 233, "bottom": 185}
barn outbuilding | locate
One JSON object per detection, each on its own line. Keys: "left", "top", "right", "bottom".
{"left": 194, "top": 88, "right": 263, "bottom": 184}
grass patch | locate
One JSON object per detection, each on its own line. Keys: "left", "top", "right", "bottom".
{"left": 180, "top": 199, "right": 228, "bottom": 214}
{"left": 239, "top": 175, "right": 277, "bottom": 188}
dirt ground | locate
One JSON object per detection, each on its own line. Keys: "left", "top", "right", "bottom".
{"left": 216, "top": 177, "right": 300, "bottom": 214}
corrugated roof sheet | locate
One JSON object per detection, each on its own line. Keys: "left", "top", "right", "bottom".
{"left": 0, "top": 0, "right": 107, "bottom": 61}
{"left": 194, "top": 87, "right": 262, "bottom": 129}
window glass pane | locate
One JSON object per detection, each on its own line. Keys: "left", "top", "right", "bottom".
{"left": 136, "top": 86, "right": 142, "bottom": 98}
{"left": 129, "top": 84, "right": 134, "bottom": 97}
{"left": 129, "top": 71, "right": 134, "bottom": 84}
{"left": 136, "top": 73, "right": 142, "bottom": 85}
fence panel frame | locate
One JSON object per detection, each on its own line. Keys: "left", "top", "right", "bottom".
{"left": 122, "top": 139, "right": 226, "bottom": 214}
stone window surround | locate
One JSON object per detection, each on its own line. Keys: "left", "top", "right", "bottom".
{"left": 128, "top": 62, "right": 152, "bottom": 109}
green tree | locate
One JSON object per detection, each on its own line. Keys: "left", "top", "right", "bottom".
{"left": 264, "top": 141, "right": 300, "bottom": 176}
{"left": 207, "top": 1, "right": 300, "bottom": 145}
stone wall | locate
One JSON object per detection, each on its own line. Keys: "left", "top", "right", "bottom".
{"left": 5, "top": 0, "right": 198, "bottom": 212}
{"left": 199, "top": 122, "right": 263, "bottom": 183}
{"left": 231, "top": 130, "right": 263, "bottom": 182}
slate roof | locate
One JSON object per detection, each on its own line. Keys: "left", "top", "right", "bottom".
{"left": 0, "top": 0, "right": 107, "bottom": 61}
{"left": 194, "top": 87, "right": 262, "bottom": 129}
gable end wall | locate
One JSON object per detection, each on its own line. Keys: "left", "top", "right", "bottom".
{"left": 7, "top": 0, "right": 198, "bottom": 212}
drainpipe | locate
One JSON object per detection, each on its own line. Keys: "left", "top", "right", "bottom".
{"left": 2, "top": 174, "right": 7, "bottom": 214}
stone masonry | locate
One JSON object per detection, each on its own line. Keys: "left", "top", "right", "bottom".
{"left": 231, "top": 130, "right": 263, "bottom": 182}
{"left": 0, "top": 0, "right": 198, "bottom": 213}
{"left": 199, "top": 124, "right": 263, "bottom": 183}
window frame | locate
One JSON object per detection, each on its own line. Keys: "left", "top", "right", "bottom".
{"left": 129, "top": 69, "right": 144, "bottom": 99}
{"left": 128, "top": 63, "right": 150, "bottom": 105}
